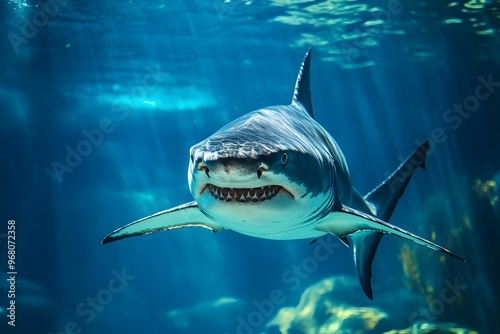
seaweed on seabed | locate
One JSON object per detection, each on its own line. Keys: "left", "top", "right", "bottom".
{"left": 383, "top": 322, "right": 480, "bottom": 333}
{"left": 398, "top": 173, "right": 500, "bottom": 331}
{"left": 399, "top": 216, "right": 469, "bottom": 302}
{"left": 398, "top": 190, "right": 469, "bottom": 322}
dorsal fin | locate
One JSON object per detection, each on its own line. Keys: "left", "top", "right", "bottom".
{"left": 292, "top": 48, "right": 314, "bottom": 118}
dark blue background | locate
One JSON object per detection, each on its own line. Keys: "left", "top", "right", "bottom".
{"left": 0, "top": 0, "right": 498, "bottom": 333}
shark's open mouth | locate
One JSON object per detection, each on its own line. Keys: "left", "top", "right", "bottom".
{"left": 206, "top": 184, "right": 286, "bottom": 202}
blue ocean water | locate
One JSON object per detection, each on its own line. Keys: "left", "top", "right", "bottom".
{"left": 0, "top": 0, "right": 499, "bottom": 333}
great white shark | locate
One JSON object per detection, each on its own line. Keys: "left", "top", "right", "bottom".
{"left": 102, "top": 49, "right": 463, "bottom": 299}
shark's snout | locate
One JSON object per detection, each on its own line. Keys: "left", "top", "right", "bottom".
{"left": 191, "top": 157, "right": 295, "bottom": 203}
{"left": 197, "top": 158, "right": 265, "bottom": 181}
{"left": 196, "top": 159, "right": 267, "bottom": 180}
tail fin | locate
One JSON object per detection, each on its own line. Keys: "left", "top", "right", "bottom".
{"left": 366, "top": 140, "right": 430, "bottom": 221}
{"left": 352, "top": 140, "right": 430, "bottom": 300}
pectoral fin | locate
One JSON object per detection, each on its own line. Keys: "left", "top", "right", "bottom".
{"left": 315, "top": 204, "right": 464, "bottom": 261}
{"left": 102, "top": 201, "right": 225, "bottom": 244}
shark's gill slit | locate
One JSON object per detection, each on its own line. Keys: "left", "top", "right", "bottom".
{"left": 206, "top": 184, "right": 286, "bottom": 202}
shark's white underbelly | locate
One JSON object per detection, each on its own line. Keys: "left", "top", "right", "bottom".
{"left": 225, "top": 220, "right": 326, "bottom": 240}
{"left": 197, "top": 189, "right": 333, "bottom": 240}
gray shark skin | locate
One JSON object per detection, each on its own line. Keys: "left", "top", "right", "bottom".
{"left": 102, "top": 49, "right": 464, "bottom": 299}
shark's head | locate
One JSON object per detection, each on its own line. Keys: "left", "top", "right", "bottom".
{"left": 186, "top": 50, "right": 342, "bottom": 238}
{"left": 188, "top": 102, "right": 337, "bottom": 238}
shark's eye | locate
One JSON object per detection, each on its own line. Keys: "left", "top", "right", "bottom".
{"left": 281, "top": 152, "right": 288, "bottom": 165}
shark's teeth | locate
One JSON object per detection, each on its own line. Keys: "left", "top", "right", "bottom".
{"left": 207, "top": 184, "right": 282, "bottom": 203}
